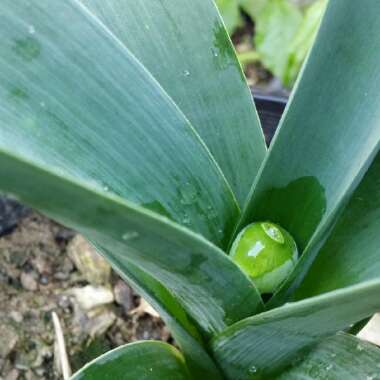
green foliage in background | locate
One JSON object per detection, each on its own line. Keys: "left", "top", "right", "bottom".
{"left": 1, "top": 1, "right": 380, "bottom": 379}
{"left": 216, "top": 0, "right": 327, "bottom": 86}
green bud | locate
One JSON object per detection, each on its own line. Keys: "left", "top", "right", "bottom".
{"left": 230, "top": 222, "right": 298, "bottom": 294}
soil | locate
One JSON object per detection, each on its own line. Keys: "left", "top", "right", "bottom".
{"left": 0, "top": 212, "right": 170, "bottom": 380}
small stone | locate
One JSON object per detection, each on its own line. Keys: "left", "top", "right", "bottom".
{"left": 4, "top": 369, "right": 19, "bottom": 380}
{"left": 20, "top": 272, "right": 38, "bottom": 291}
{"left": 57, "top": 295, "right": 71, "bottom": 309}
{"left": 114, "top": 280, "right": 134, "bottom": 314}
{"left": 9, "top": 311, "right": 23, "bottom": 324}
{"left": 67, "top": 235, "right": 111, "bottom": 286}
{"left": 0, "top": 324, "right": 18, "bottom": 358}
{"left": 70, "top": 285, "right": 114, "bottom": 311}
{"left": 130, "top": 298, "right": 160, "bottom": 318}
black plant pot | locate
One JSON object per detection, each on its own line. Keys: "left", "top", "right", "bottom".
{"left": 253, "top": 92, "right": 287, "bottom": 146}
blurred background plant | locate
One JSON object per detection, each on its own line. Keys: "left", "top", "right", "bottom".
{"left": 215, "top": 0, "right": 327, "bottom": 88}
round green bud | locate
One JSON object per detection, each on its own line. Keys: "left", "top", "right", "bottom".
{"left": 230, "top": 222, "right": 298, "bottom": 294}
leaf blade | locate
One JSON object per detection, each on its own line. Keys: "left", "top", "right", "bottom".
{"left": 70, "top": 341, "right": 192, "bottom": 380}
{"left": 295, "top": 151, "right": 380, "bottom": 299}
{"left": 277, "top": 333, "right": 380, "bottom": 380}
{"left": 79, "top": 0, "right": 267, "bottom": 206}
{"left": 211, "top": 279, "right": 380, "bottom": 380}
{"left": 0, "top": 149, "right": 263, "bottom": 339}
{"left": 0, "top": 0, "right": 239, "bottom": 248}
{"left": 236, "top": 0, "right": 380, "bottom": 303}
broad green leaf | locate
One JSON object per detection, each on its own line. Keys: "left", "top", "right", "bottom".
{"left": 277, "top": 333, "right": 380, "bottom": 380}
{"left": 211, "top": 279, "right": 380, "bottom": 380}
{"left": 0, "top": 151, "right": 263, "bottom": 339}
{"left": 0, "top": 0, "right": 239, "bottom": 249}
{"left": 97, "top": 249, "right": 223, "bottom": 379}
{"left": 215, "top": 0, "right": 243, "bottom": 34}
{"left": 295, "top": 151, "right": 380, "bottom": 299}
{"left": 254, "top": 0, "right": 302, "bottom": 86}
{"left": 236, "top": 0, "right": 380, "bottom": 306}
{"left": 71, "top": 341, "right": 192, "bottom": 380}
{"left": 79, "top": 0, "right": 267, "bottom": 206}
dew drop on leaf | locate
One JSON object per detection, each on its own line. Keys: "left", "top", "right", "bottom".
{"left": 325, "top": 364, "right": 333, "bottom": 371}
{"left": 28, "top": 25, "right": 35, "bottom": 34}
{"left": 179, "top": 182, "right": 198, "bottom": 205}
{"left": 122, "top": 231, "right": 139, "bottom": 241}
{"left": 183, "top": 69, "right": 190, "bottom": 77}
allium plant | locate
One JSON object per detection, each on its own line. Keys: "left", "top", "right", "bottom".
{"left": 0, "top": 1, "right": 380, "bottom": 379}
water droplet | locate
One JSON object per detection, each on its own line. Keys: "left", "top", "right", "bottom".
{"left": 122, "top": 231, "right": 139, "bottom": 241}
{"left": 326, "top": 364, "right": 333, "bottom": 371}
{"left": 39, "top": 101, "right": 46, "bottom": 108}
{"left": 206, "top": 205, "right": 218, "bottom": 220}
{"left": 183, "top": 69, "right": 190, "bottom": 77}
{"left": 103, "top": 185, "right": 109, "bottom": 192}
{"left": 182, "top": 215, "right": 191, "bottom": 226}
{"left": 179, "top": 182, "right": 198, "bottom": 205}
{"left": 248, "top": 365, "right": 257, "bottom": 374}
{"left": 212, "top": 48, "right": 219, "bottom": 57}
{"left": 330, "top": 353, "right": 336, "bottom": 358}
{"left": 145, "top": 24, "right": 150, "bottom": 30}
{"left": 367, "top": 375, "right": 375, "bottom": 380}
{"left": 356, "top": 344, "right": 364, "bottom": 351}
{"left": 28, "top": 25, "right": 35, "bottom": 34}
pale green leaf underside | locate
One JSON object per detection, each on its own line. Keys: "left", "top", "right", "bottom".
{"left": 79, "top": 0, "right": 267, "bottom": 207}
{"left": 211, "top": 279, "right": 380, "bottom": 380}
{"left": 277, "top": 333, "right": 380, "bottom": 380}
{"left": 71, "top": 341, "right": 191, "bottom": 380}
{"left": 295, "top": 151, "right": 380, "bottom": 299}
{"left": 0, "top": 0, "right": 239, "bottom": 249}
{"left": 236, "top": 0, "right": 380, "bottom": 306}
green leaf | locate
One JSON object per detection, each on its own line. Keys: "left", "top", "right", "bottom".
{"left": 211, "top": 279, "right": 380, "bottom": 380}
{"left": 95, "top": 247, "right": 223, "bottom": 379}
{"left": 80, "top": 0, "right": 267, "bottom": 206}
{"left": 215, "top": 0, "right": 243, "bottom": 34}
{"left": 276, "top": 333, "right": 380, "bottom": 380}
{"left": 254, "top": 0, "right": 303, "bottom": 85}
{"left": 236, "top": 0, "right": 380, "bottom": 306}
{"left": 0, "top": 150, "right": 263, "bottom": 337}
{"left": 240, "top": 0, "right": 268, "bottom": 20}
{"left": 0, "top": 0, "right": 240, "bottom": 249}
{"left": 283, "top": 0, "right": 327, "bottom": 85}
{"left": 71, "top": 341, "right": 192, "bottom": 380}
{"left": 295, "top": 151, "right": 380, "bottom": 299}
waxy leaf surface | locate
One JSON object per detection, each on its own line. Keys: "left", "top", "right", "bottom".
{"left": 80, "top": 0, "right": 267, "bottom": 206}
{"left": 71, "top": 341, "right": 192, "bottom": 380}
{"left": 237, "top": 0, "right": 380, "bottom": 306}
{"left": 0, "top": 0, "right": 239, "bottom": 249}
{"left": 211, "top": 279, "right": 380, "bottom": 380}
{"left": 277, "top": 333, "right": 380, "bottom": 380}
{"left": 296, "top": 151, "right": 380, "bottom": 298}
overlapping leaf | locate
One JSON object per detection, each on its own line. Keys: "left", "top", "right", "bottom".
{"left": 277, "top": 333, "right": 380, "bottom": 380}
{"left": 0, "top": 0, "right": 265, "bottom": 375}
{"left": 71, "top": 341, "right": 192, "bottom": 380}
{"left": 236, "top": 0, "right": 380, "bottom": 307}
{"left": 80, "top": 0, "right": 267, "bottom": 206}
{"left": 0, "top": 0, "right": 239, "bottom": 249}
{"left": 295, "top": 151, "right": 380, "bottom": 298}
{"left": 211, "top": 279, "right": 380, "bottom": 380}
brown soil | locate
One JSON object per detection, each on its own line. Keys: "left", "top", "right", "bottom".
{"left": 0, "top": 213, "right": 170, "bottom": 380}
